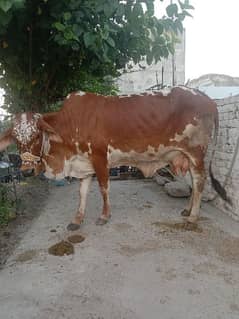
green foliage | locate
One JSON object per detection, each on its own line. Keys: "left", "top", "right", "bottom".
{"left": 0, "top": 183, "right": 15, "bottom": 225}
{"left": 0, "top": 0, "right": 193, "bottom": 114}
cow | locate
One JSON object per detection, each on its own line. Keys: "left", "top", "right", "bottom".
{"left": 0, "top": 86, "right": 229, "bottom": 230}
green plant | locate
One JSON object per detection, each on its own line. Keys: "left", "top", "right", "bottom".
{"left": 0, "top": 183, "right": 15, "bottom": 225}
{"left": 0, "top": 0, "right": 193, "bottom": 114}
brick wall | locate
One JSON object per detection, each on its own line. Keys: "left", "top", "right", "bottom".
{"left": 204, "top": 95, "right": 239, "bottom": 220}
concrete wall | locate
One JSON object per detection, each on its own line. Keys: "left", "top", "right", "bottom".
{"left": 117, "top": 32, "right": 185, "bottom": 94}
{"left": 204, "top": 95, "right": 239, "bottom": 220}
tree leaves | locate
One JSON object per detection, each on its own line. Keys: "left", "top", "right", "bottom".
{"left": 63, "top": 12, "right": 71, "bottom": 21}
{"left": 0, "top": 1, "right": 12, "bottom": 12}
{"left": 166, "top": 3, "right": 178, "bottom": 17}
{"left": 106, "top": 37, "right": 115, "bottom": 48}
{"left": 83, "top": 32, "right": 95, "bottom": 48}
{"left": 0, "top": 0, "right": 193, "bottom": 114}
{"left": 0, "top": 0, "right": 24, "bottom": 12}
{"left": 54, "top": 22, "right": 65, "bottom": 31}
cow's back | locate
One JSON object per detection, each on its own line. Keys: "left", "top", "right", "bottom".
{"left": 44, "top": 87, "right": 217, "bottom": 154}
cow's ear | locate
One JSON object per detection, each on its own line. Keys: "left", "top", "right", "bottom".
{"left": 37, "top": 118, "right": 63, "bottom": 143}
{"left": 0, "top": 128, "right": 14, "bottom": 151}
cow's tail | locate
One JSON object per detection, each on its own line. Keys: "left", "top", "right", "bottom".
{"left": 208, "top": 113, "right": 232, "bottom": 204}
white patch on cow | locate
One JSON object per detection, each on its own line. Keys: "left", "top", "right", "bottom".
{"left": 78, "top": 176, "right": 92, "bottom": 214}
{"left": 42, "top": 132, "right": 51, "bottom": 155}
{"left": 64, "top": 154, "right": 94, "bottom": 179}
{"left": 146, "top": 91, "right": 157, "bottom": 96}
{"left": 88, "top": 142, "right": 92, "bottom": 154}
{"left": 170, "top": 123, "right": 199, "bottom": 143}
{"left": 76, "top": 91, "right": 86, "bottom": 96}
{"left": 117, "top": 86, "right": 201, "bottom": 99}
{"left": 118, "top": 88, "right": 172, "bottom": 98}
{"left": 13, "top": 113, "right": 39, "bottom": 145}
{"left": 42, "top": 151, "right": 94, "bottom": 180}
{"left": 42, "top": 159, "right": 64, "bottom": 180}
{"left": 107, "top": 144, "right": 185, "bottom": 178}
{"left": 160, "top": 87, "right": 172, "bottom": 96}
{"left": 119, "top": 94, "right": 132, "bottom": 98}
{"left": 169, "top": 120, "right": 209, "bottom": 151}
{"left": 178, "top": 86, "right": 198, "bottom": 95}
{"left": 75, "top": 142, "right": 81, "bottom": 154}
{"left": 66, "top": 93, "right": 71, "bottom": 99}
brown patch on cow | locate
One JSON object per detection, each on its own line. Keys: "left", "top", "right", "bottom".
{"left": 48, "top": 241, "right": 74, "bottom": 256}
{"left": 67, "top": 234, "right": 85, "bottom": 244}
{"left": 152, "top": 221, "right": 203, "bottom": 233}
{"left": 15, "top": 249, "right": 38, "bottom": 262}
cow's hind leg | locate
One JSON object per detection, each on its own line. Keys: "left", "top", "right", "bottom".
{"left": 181, "top": 190, "right": 193, "bottom": 217}
{"left": 187, "top": 164, "right": 206, "bottom": 224}
{"left": 181, "top": 170, "right": 194, "bottom": 217}
{"left": 67, "top": 175, "right": 92, "bottom": 231}
{"left": 92, "top": 154, "right": 111, "bottom": 225}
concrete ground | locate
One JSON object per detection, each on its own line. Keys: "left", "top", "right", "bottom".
{"left": 0, "top": 179, "right": 239, "bottom": 319}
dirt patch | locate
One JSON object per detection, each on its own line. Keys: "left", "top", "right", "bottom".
{"left": 113, "top": 223, "right": 133, "bottom": 232}
{"left": 0, "top": 177, "right": 49, "bottom": 269}
{"left": 119, "top": 239, "right": 160, "bottom": 257}
{"left": 161, "top": 268, "right": 177, "bottom": 281}
{"left": 192, "top": 262, "right": 218, "bottom": 275}
{"left": 48, "top": 241, "right": 74, "bottom": 256}
{"left": 230, "top": 303, "right": 239, "bottom": 313}
{"left": 152, "top": 221, "right": 203, "bottom": 233}
{"left": 159, "top": 220, "right": 239, "bottom": 265}
{"left": 143, "top": 201, "right": 153, "bottom": 208}
{"left": 67, "top": 234, "right": 85, "bottom": 244}
{"left": 15, "top": 249, "right": 38, "bottom": 262}
{"left": 214, "top": 233, "right": 239, "bottom": 264}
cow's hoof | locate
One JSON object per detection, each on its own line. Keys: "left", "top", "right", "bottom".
{"left": 67, "top": 223, "right": 81, "bottom": 231}
{"left": 187, "top": 216, "right": 198, "bottom": 224}
{"left": 181, "top": 209, "right": 190, "bottom": 217}
{"left": 95, "top": 218, "right": 109, "bottom": 226}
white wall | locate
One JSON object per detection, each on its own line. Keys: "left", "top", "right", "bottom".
{"left": 117, "top": 32, "right": 185, "bottom": 94}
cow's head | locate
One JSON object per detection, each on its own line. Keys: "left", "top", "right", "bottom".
{"left": 0, "top": 112, "right": 62, "bottom": 173}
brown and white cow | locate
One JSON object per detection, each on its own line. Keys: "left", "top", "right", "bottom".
{"left": 0, "top": 87, "right": 229, "bottom": 230}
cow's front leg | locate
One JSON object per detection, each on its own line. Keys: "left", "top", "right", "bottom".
{"left": 92, "top": 154, "right": 111, "bottom": 225}
{"left": 67, "top": 175, "right": 92, "bottom": 231}
{"left": 96, "top": 182, "right": 110, "bottom": 225}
